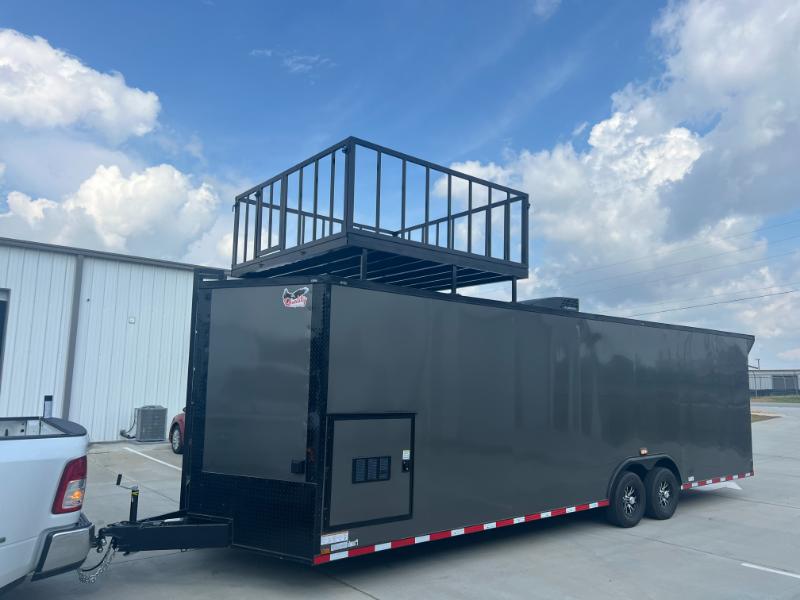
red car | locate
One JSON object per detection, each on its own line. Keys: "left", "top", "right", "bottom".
{"left": 169, "top": 409, "right": 185, "bottom": 454}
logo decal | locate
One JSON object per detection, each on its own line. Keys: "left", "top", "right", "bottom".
{"left": 282, "top": 287, "right": 310, "bottom": 308}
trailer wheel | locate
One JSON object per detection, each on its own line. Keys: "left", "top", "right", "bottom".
{"left": 644, "top": 467, "right": 678, "bottom": 520}
{"left": 607, "top": 471, "right": 646, "bottom": 528}
{"left": 170, "top": 425, "right": 183, "bottom": 454}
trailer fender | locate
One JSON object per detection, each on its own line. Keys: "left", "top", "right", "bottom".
{"left": 606, "top": 454, "right": 682, "bottom": 499}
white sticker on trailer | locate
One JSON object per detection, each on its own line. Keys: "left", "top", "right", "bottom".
{"left": 321, "top": 531, "right": 349, "bottom": 545}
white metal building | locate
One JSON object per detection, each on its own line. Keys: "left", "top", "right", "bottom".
{"left": 749, "top": 368, "right": 800, "bottom": 396}
{"left": 0, "top": 237, "right": 222, "bottom": 442}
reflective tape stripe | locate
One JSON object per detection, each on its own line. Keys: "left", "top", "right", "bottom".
{"left": 681, "top": 471, "right": 754, "bottom": 490}
{"left": 313, "top": 496, "right": 609, "bottom": 565}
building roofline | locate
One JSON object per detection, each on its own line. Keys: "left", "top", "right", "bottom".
{"left": 748, "top": 368, "right": 800, "bottom": 372}
{"left": 0, "top": 235, "right": 226, "bottom": 274}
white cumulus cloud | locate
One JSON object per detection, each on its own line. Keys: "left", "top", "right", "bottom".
{"left": 0, "top": 29, "right": 160, "bottom": 141}
{"left": 0, "top": 164, "right": 219, "bottom": 260}
{"left": 451, "top": 0, "right": 800, "bottom": 366}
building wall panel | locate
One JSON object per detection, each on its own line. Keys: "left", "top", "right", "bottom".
{"left": 69, "top": 258, "right": 193, "bottom": 442}
{"left": 0, "top": 247, "right": 75, "bottom": 417}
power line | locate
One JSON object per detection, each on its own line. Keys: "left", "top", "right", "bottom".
{"left": 629, "top": 289, "right": 800, "bottom": 317}
{"left": 579, "top": 248, "right": 800, "bottom": 297}
{"left": 568, "top": 233, "right": 800, "bottom": 288}
{"left": 563, "top": 216, "right": 800, "bottom": 278}
{"left": 620, "top": 280, "right": 800, "bottom": 312}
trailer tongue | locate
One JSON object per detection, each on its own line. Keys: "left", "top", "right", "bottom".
{"left": 88, "top": 137, "right": 754, "bottom": 575}
{"left": 99, "top": 511, "right": 230, "bottom": 554}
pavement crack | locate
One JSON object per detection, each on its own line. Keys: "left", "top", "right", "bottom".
{"left": 319, "top": 571, "right": 382, "bottom": 600}
{"left": 616, "top": 530, "right": 761, "bottom": 567}
{"left": 753, "top": 452, "right": 800, "bottom": 461}
{"left": 695, "top": 492, "right": 800, "bottom": 511}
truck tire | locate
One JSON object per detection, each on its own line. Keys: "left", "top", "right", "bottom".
{"left": 607, "top": 471, "right": 646, "bottom": 528}
{"left": 644, "top": 467, "right": 679, "bottom": 520}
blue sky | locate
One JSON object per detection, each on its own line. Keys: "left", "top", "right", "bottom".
{"left": 0, "top": 0, "right": 798, "bottom": 367}
{"left": 0, "top": 0, "right": 660, "bottom": 184}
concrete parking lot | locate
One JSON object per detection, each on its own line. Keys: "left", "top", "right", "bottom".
{"left": 9, "top": 404, "right": 800, "bottom": 600}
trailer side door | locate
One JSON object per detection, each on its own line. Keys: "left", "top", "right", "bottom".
{"left": 326, "top": 415, "right": 414, "bottom": 529}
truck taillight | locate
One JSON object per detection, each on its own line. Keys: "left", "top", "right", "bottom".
{"left": 52, "top": 456, "right": 87, "bottom": 514}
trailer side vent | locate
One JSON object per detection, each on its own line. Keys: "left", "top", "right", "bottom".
{"left": 134, "top": 405, "right": 168, "bottom": 442}
{"left": 352, "top": 456, "right": 391, "bottom": 483}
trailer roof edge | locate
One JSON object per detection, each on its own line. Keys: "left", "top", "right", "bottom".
{"left": 200, "top": 275, "right": 755, "bottom": 343}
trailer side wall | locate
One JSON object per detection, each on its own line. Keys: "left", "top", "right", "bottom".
{"left": 324, "top": 284, "right": 753, "bottom": 549}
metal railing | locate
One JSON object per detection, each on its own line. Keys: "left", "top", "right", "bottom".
{"left": 232, "top": 137, "right": 529, "bottom": 275}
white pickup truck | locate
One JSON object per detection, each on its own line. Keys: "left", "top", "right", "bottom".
{"left": 0, "top": 416, "right": 93, "bottom": 592}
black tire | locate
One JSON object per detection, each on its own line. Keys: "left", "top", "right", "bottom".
{"left": 644, "top": 467, "right": 679, "bottom": 520}
{"left": 170, "top": 425, "right": 183, "bottom": 454}
{"left": 607, "top": 471, "right": 646, "bottom": 528}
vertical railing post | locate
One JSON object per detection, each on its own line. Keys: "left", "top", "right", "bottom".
{"left": 504, "top": 191, "right": 511, "bottom": 261}
{"left": 343, "top": 139, "right": 356, "bottom": 233}
{"left": 313, "top": 160, "right": 319, "bottom": 241}
{"left": 329, "top": 151, "right": 336, "bottom": 235}
{"left": 232, "top": 199, "right": 240, "bottom": 267}
{"left": 376, "top": 152, "right": 382, "bottom": 233}
{"left": 298, "top": 168, "right": 304, "bottom": 245}
{"left": 447, "top": 174, "right": 452, "bottom": 249}
{"left": 467, "top": 181, "right": 473, "bottom": 254}
{"left": 254, "top": 189, "right": 263, "bottom": 256}
{"left": 401, "top": 159, "right": 407, "bottom": 237}
{"left": 267, "top": 184, "right": 274, "bottom": 249}
{"left": 424, "top": 167, "right": 430, "bottom": 245}
{"left": 279, "top": 175, "right": 288, "bottom": 250}
{"left": 486, "top": 188, "right": 492, "bottom": 257}
{"left": 521, "top": 194, "right": 530, "bottom": 267}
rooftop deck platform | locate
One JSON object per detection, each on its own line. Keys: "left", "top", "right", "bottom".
{"left": 231, "top": 137, "right": 529, "bottom": 292}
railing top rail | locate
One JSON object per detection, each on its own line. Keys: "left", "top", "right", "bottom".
{"left": 235, "top": 136, "right": 529, "bottom": 203}
{"left": 235, "top": 138, "right": 350, "bottom": 201}
{"left": 349, "top": 137, "right": 527, "bottom": 199}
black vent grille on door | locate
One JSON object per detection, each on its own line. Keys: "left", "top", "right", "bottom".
{"left": 352, "top": 456, "right": 391, "bottom": 483}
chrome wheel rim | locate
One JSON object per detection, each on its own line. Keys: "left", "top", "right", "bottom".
{"left": 622, "top": 484, "right": 638, "bottom": 516}
{"left": 657, "top": 480, "right": 672, "bottom": 508}
{"left": 171, "top": 428, "right": 180, "bottom": 450}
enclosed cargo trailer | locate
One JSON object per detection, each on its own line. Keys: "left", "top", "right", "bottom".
{"left": 98, "top": 138, "right": 754, "bottom": 568}
{"left": 174, "top": 276, "right": 753, "bottom": 564}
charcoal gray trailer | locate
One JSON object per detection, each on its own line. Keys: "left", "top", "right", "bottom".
{"left": 97, "top": 137, "right": 754, "bottom": 568}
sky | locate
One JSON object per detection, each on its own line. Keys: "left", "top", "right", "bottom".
{"left": 0, "top": 0, "right": 798, "bottom": 367}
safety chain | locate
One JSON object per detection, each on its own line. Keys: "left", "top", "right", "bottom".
{"left": 78, "top": 541, "right": 116, "bottom": 584}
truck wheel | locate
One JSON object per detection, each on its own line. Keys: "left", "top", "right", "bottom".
{"left": 607, "top": 471, "right": 646, "bottom": 528}
{"left": 644, "top": 467, "right": 678, "bottom": 520}
{"left": 170, "top": 425, "right": 183, "bottom": 454}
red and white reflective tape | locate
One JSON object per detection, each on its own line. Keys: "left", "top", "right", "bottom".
{"left": 681, "top": 471, "right": 754, "bottom": 490}
{"left": 313, "top": 499, "right": 609, "bottom": 565}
